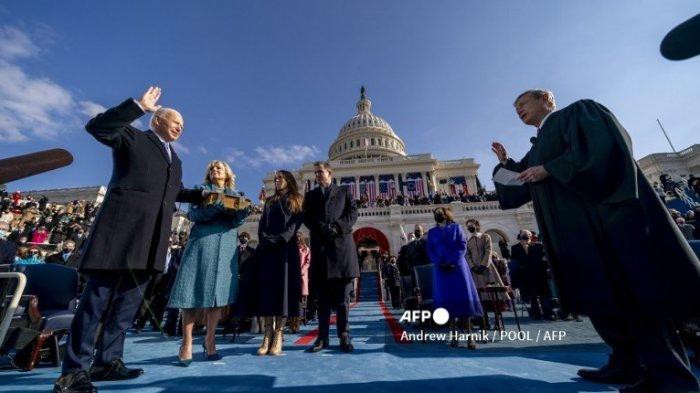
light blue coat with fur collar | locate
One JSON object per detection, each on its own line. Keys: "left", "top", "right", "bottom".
{"left": 168, "top": 184, "right": 250, "bottom": 309}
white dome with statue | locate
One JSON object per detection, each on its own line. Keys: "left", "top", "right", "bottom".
{"left": 328, "top": 86, "right": 407, "bottom": 161}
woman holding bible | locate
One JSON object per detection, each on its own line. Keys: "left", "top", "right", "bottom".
{"left": 168, "top": 160, "right": 251, "bottom": 365}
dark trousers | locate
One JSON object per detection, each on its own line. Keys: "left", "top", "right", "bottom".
{"left": 590, "top": 315, "right": 700, "bottom": 390}
{"left": 134, "top": 274, "right": 170, "bottom": 331}
{"left": 529, "top": 296, "right": 555, "bottom": 319}
{"left": 389, "top": 285, "right": 401, "bottom": 308}
{"left": 62, "top": 271, "right": 150, "bottom": 373}
{"left": 162, "top": 308, "right": 180, "bottom": 336}
{"left": 317, "top": 278, "right": 353, "bottom": 340}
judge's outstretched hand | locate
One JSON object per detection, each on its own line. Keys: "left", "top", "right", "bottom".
{"left": 491, "top": 142, "right": 508, "bottom": 164}
{"left": 517, "top": 165, "right": 549, "bottom": 183}
{"left": 138, "top": 86, "right": 162, "bottom": 113}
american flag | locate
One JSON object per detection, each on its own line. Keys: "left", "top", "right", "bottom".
{"left": 449, "top": 176, "right": 467, "bottom": 195}
{"left": 359, "top": 176, "right": 376, "bottom": 201}
{"left": 339, "top": 177, "right": 357, "bottom": 199}
{"left": 405, "top": 173, "right": 424, "bottom": 197}
{"left": 378, "top": 175, "right": 396, "bottom": 198}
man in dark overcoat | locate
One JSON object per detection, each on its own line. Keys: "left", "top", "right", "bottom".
{"left": 492, "top": 89, "right": 700, "bottom": 392}
{"left": 303, "top": 161, "right": 359, "bottom": 353}
{"left": 396, "top": 224, "right": 429, "bottom": 282}
{"left": 54, "top": 87, "right": 203, "bottom": 393}
{"left": 509, "top": 230, "right": 556, "bottom": 320}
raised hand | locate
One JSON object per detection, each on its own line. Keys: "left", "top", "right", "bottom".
{"left": 491, "top": 142, "right": 508, "bottom": 164}
{"left": 138, "top": 86, "right": 162, "bottom": 112}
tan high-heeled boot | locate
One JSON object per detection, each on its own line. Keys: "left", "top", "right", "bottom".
{"left": 269, "top": 317, "right": 285, "bottom": 356}
{"left": 256, "top": 317, "right": 273, "bottom": 356}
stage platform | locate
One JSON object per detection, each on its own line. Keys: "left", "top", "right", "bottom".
{"left": 1, "top": 272, "right": 698, "bottom": 392}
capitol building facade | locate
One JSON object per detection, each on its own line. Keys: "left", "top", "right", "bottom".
{"left": 238, "top": 88, "right": 537, "bottom": 258}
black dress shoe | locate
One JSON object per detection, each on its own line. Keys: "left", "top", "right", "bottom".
{"left": 90, "top": 359, "right": 143, "bottom": 381}
{"left": 577, "top": 363, "right": 641, "bottom": 385}
{"left": 339, "top": 336, "right": 354, "bottom": 353}
{"left": 307, "top": 338, "right": 329, "bottom": 352}
{"left": 53, "top": 371, "right": 97, "bottom": 393}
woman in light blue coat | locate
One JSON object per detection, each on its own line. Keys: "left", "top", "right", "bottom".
{"left": 168, "top": 160, "right": 250, "bottom": 365}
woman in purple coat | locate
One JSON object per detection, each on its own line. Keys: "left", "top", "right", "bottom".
{"left": 426, "top": 206, "right": 483, "bottom": 349}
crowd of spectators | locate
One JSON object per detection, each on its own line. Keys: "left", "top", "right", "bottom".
{"left": 0, "top": 190, "right": 96, "bottom": 267}
{"left": 354, "top": 189, "right": 499, "bottom": 209}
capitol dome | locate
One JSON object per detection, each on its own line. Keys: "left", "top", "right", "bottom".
{"left": 328, "top": 87, "right": 407, "bottom": 161}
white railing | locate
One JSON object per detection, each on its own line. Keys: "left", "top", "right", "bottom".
{"left": 358, "top": 207, "right": 391, "bottom": 217}
{"left": 331, "top": 154, "right": 435, "bottom": 168}
{"left": 0, "top": 272, "right": 27, "bottom": 348}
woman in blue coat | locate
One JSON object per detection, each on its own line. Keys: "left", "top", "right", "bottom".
{"left": 426, "top": 206, "right": 483, "bottom": 349}
{"left": 168, "top": 160, "right": 250, "bottom": 364}
{"left": 251, "top": 170, "right": 303, "bottom": 356}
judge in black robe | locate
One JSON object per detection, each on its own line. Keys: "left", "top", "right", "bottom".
{"left": 492, "top": 89, "right": 700, "bottom": 392}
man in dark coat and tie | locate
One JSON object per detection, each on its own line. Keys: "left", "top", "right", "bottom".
{"left": 54, "top": 87, "right": 204, "bottom": 393}
{"left": 509, "top": 230, "right": 555, "bottom": 320}
{"left": 303, "top": 161, "right": 359, "bottom": 353}
{"left": 45, "top": 239, "right": 81, "bottom": 268}
{"left": 396, "top": 224, "right": 429, "bottom": 282}
{"left": 492, "top": 89, "right": 700, "bottom": 393}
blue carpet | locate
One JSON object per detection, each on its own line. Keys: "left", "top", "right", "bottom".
{"left": 1, "top": 272, "right": 697, "bottom": 392}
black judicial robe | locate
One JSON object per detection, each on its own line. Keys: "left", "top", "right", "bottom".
{"left": 493, "top": 99, "right": 700, "bottom": 318}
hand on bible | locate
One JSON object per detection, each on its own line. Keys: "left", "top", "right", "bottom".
{"left": 517, "top": 165, "right": 549, "bottom": 183}
{"left": 138, "top": 86, "right": 162, "bottom": 112}
{"left": 491, "top": 142, "right": 508, "bottom": 164}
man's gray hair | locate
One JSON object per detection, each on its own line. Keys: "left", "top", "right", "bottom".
{"left": 519, "top": 229, "right": 533, "bottom": 237}
{"left": 149, "top": 107, "right": 180, "bottom": 130}
{"left": 514, "top": 89, "right": 556, "bottom": 110}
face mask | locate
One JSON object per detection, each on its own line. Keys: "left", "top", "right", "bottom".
{"left": 239, "top": 238, "right": 248, "bottom": 245}
{"left": 434, "top": 214, "right": 446, "bottom": 223}
{"left": 0, "top": 230, "right": 7, "bottom": 238}
{"left": 467, "top": 226, "right": 476, "bottom": 233}
{"left": 414, "top": 231, "right": 422, "bottom": 238}
{"left": 62, "top": 248, "right": 72, "bottom": 254}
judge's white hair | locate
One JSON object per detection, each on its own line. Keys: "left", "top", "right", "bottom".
{"left": 149, "top": 107, "right": 181, "bottom": 130}
{"left": 514, "top": 89, "right": 556, "bottom": 110}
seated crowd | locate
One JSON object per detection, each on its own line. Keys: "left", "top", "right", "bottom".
{"left": 355, "top": 188, "right": 499, "bottom": 209}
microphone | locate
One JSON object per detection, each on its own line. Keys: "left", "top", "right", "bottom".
{"left": 0, "top": 148, "right": 74, "bottom": 184}
{"left": 661, "top": 14, "right": 700, "bottom": 60}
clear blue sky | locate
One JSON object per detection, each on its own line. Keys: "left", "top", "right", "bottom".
{"left": 1, "top": 1, "right": 698, "bottom": 199}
